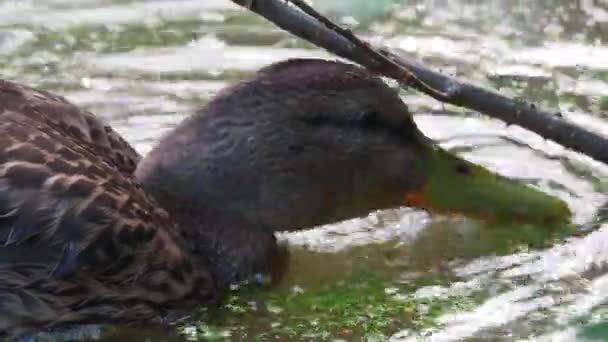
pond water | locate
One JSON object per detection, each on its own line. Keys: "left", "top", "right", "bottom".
{"left": 2, "top": 0, "right": 608, "bottom": 341}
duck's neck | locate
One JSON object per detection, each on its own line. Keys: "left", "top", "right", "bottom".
{"left": 136, "top": 162, "right": 285, "bottom": 289}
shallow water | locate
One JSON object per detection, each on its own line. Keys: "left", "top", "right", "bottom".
{"left": 2, "top": 0, "right": 608, "bottom": 340}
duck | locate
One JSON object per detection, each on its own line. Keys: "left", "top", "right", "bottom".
{"left": 0, "top": 58, "right": 571, "bottom": 340}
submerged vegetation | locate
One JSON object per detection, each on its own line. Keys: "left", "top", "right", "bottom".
{"left": 179, "top": 270, "right": 482, "bottom": 341}
{"left": 174, "top": 222, "right": 574, "bottom": 341}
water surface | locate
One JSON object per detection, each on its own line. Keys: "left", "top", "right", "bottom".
{"left": 2, "top": 0, "right": 608, "bottom": 340}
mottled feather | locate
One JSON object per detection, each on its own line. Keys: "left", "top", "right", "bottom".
{"left": 0, "top": 87, "right": 213, "bottom": 340}
{"left": 0, "top": 80, "right": 141, "bottom": 177}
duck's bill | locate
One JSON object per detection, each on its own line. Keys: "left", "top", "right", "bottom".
{"left": 405, "top": 147, "right": 571, "bottom": 226}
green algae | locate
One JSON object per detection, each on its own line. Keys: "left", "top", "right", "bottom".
{"left": 179, "top": 271, "right": 487, "bottom": 341}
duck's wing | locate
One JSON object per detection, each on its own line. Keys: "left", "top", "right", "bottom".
{"left": 0, "top": 109, "right": 211, "bottom": 338}
{"left": 0, "top": 80, "right": 141, "bottom": 177}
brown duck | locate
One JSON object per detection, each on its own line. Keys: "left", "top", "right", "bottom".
{"left": 0, "top": 59, "right": 570, "bottom": 339}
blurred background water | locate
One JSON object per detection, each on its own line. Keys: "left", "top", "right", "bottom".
{"left": 2, "top": 0, "right": 608, "bottom": 341}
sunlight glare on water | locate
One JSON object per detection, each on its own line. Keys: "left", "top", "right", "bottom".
{"left": 2, "top": 0, "right": 608, "bottom": 340}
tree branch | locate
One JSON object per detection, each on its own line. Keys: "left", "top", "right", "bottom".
{"left": 231, "top": 0, "right": 608, "bottom": 165}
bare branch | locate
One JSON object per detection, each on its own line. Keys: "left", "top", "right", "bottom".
{"left": 232, "top": 0, "right": 608, "bottom": 165}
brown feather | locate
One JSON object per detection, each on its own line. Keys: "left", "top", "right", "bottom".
{"left": 0, "top": 80, "right": 141, "bottom": 177}
{"left": 0, "top": 84, "right": 214, "bottom": 340}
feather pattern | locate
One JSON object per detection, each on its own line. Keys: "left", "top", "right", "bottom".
{"left": 0, "top": 82, "right": 214, "bottom": 340}
{"left": 0, "top": 80, "right": 141, "bottom": 176}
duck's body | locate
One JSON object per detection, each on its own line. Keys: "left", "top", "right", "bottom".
{"left": 0, "top": 59, "right": 570, "bottom": 339}
{"left": 0, "top": 81, "right": 215, "bottom": 339}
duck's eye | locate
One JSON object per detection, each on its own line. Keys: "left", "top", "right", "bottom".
{"left": 305, "top": 113, "right": 330, "bottom": 126}
{"left": 455, "top": 163, "right": 471, "bottom": 175}
{"left": 355, "top": 111, "right": 380, "bottom": 129}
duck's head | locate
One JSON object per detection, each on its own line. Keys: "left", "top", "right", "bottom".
{"left": 136, "top": 58, "right": 570, "bottom": 232}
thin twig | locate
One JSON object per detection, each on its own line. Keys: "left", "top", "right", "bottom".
{"left": 284, "top": 0, "right": 454, "bottom": 101}
{"left": 232, "top": 0, "right": 608, "bottom": 165}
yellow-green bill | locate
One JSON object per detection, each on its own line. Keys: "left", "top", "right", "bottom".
{"left": 405, "top": 147, "right": 572, "bottom": 227}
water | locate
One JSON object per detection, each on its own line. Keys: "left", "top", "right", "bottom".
{"left": 1, "top": 0, "right": 608, "bottom": 340}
